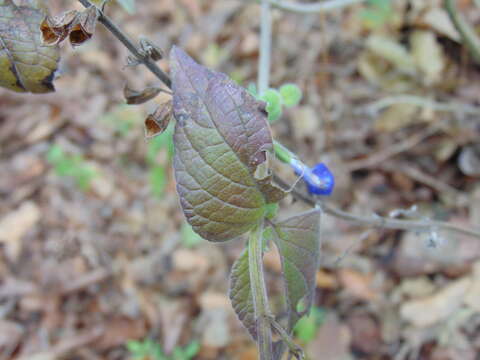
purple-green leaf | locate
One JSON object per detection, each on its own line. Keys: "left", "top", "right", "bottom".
{"left": 229, "top": 248, "right": 256, "bottom": 339}
{"left": 170, "top": 46, "right": 286, "bottom": 241}
{"left": 271, "top": 208, "right": 321, "bottom": 332}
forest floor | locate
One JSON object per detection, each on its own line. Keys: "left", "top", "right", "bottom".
{"left": 1, "top": 0, "right": 480, "bottom": 359}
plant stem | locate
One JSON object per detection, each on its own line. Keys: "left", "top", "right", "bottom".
{"left": 258, "top": 0, "right": 272, "bottom": 94}
{"left": 78, "top": 0, "right": 171, "bottom": 88}
{"left": 264, "top": 0, "right": 366, "bottom": 13}
{"left": 444, "top": 0, "right": 480, "bottom": 65}
{"left": 77, "top": 0, "right": 480, "bottom": 242}
{"left": 248, "top": 221, "right": 273, "bottom": 360}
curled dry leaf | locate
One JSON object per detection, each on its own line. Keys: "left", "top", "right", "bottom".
{"left": 145, "top": 100, "right": 172, "bottom": 138}
{"left": 41, "top": 6, "right": 98, "bottom": 47}
{"left": 124, "top": 83, "right": 163, "bottom": 105}
{"left": 170, "top": 46, "right": 286, "bottom": 242}
{"left": 0, "top": 0, "right": 60, "bottom": 93}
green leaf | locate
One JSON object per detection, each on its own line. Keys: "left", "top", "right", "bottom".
{"left": 181, "top": 222, "right": 203, "bottom": 248}
{"left": 293, "top": 307, "right": 326, "bottom": 343}
{"left": 116, "top": 0, "right": 136, "bottom": 14}
{"left": 279, "top": 84, "right": 302, "bottom": 107}
{"left": 246, "top": 83, "right": 257, "bottom": 97}
{"left": 271, "top": 209, "right": 321, "bottom": 332}
{"left": 170, "top": 46, "right": 286, "bottom": 242}
{"left": 46, "top": 144, "right": 64, "bottom": 163}
{"left": 147, "top": 122, "right": 174, "bottom": 165}
{"left": 229, "top": 248, "right": 256, "bottom": 339}
{"left": 149, "top": 165, "right": 167, "bottom": 197}
{"left": 259, "top": 88, "right": 282, "bottom": 122}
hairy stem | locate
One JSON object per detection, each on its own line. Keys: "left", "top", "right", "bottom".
{"left": 258, "top": 0, "right": 272, "bottom": 94}
{"left": 264, "top": 0, "right": 366, "bottom": 13}
{"left": 248, "top": 222, "right": 273, "bottom": 360}
{"left": 78, "top": 0, "right": 171, "bottom": 88}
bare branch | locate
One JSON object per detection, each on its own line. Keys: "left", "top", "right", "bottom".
{"left": 264, "top": 0, "right": 366, "bottom": 13}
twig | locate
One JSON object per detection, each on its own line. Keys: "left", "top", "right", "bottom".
{"left": 272, "top": 175, "right": 480, "bottom": 239}
{"left": 17, "top": 327, "right": 104, "bottom": 360}
{"left": 264, "top": 0, "right": 366, "bottom": 13}
{"left": 258, "top": 0, "right": 272, "bottom": 94}
{"left": 78, "top": 0, "right": 172, "bottom": 89}
{"left": 361, "top": 94, "right": 480, "bottom": 117}
{"left": 249, "top": 222, "right": 273, "bottom": 360}
{"left": 345, "top": 125, "right": 440, "bottom": 171}
{"left": 320, "top": 202, "right": 480, "bottom": 238}
{"left": 380, "top": 162, "right": 469, "bottom": 207}
{"left": 444, "top": 0, "right": 480, "bottom": 65}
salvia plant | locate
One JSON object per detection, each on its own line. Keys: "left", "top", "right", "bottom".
{"left": 2, "top": 0, "right": 479, "bottom": 359}
{"left": 168, "top": 46, "right": 333, "bottom": 359}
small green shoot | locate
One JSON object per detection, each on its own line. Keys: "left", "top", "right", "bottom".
{"left": 293, "top": 307, "right": 326, "bottom": 344}
{"left": 117, "top": 0, "right": 136, "bottom": 14}
{"left": 146, "top": 123, "right": 174, "bottom": 164}
{"left": 248, "top": 83, "right": 303, "bottom": 123}
{"left": 46, "top": 144, "right": 97, "bottom": 190}
{"left": 146, "top": 122, "right": 174, "bottom": 197}
{"left": 100, "top": 104, "right": 142, "bottom": 136}
{"left": 127, "top": 339, "right": 199, "bottom": 360}
{"left": 279, "top": 83, "right": 302, "bottom": 107}
{"left": 360, "top": 0, "right": 393, "bottom": 29}
{"left": 181, "top": 222, "right": 203, "bottom": 248}
{"left": 149, "top": 165, "right": 167, "bottom": 197}
{"left": 259, "top": 88, "right": 283, "bottom": 122}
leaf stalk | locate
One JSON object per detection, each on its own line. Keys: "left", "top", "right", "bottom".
{"left": 248, "top": 221, "right": 274, "bottom": 360}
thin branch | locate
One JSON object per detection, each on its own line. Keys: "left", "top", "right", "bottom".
{"left": 444, "top": 0, "right": 480, "bottom": 65}
{"left": 78, "top": 0, "right": 171, "bottom": 89}
{"left": 361, "top": 94, "right": 480, "bottom": 117}
{"left": 264, "top": 0, "right": 366, "bottom": 13}
{"left": 258, "top": 0, "right": 272, "bottom": 94}
{"left": 345, "top": 125, "right": 440, "bottom": 171}
{"left": 249, "top": 222, "right": 273, "bottom": 360}
{"left": 273, "top": 175, "right": 480, "bottom": 239}
{"left": 320, "top": 202, "right": 480, "bottom": 238}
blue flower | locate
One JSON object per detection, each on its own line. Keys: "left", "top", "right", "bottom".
{"left": 290, "top": 159, "right": 335, "bottom": 195}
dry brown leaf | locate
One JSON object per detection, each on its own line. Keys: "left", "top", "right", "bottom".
{"left": 374, "top": 103, "right": 419, "bottom": 132}
{"left": 0, "top": 0, "right": 60, "bottom": 93}
{"left": 400, "top": 277, "right": 472, "bottom": 327}
{"left": 338, "top": 268, "right": 379, "bottom": 301}
{"left": 410, "top": 30, "right": 445, "bottom": 85}
{"left": 464, "top": 261, "right": 480, "bottom": 311}
{"left": 0, "top": 201, "right": 40, "bottom": 261}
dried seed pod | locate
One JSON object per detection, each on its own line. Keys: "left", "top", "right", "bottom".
{"left": 144, "top": 101, "right": 172, "bottom": 138}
